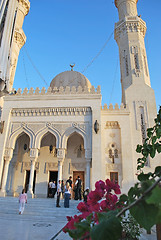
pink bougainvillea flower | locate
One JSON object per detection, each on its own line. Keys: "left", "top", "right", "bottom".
{"left": 77, "top": 202, "right": 89, "bottom": 213}
{"left": 113, "top": 183, "right": 121, "bottom": 194}
{"left": 89, "top": 202, "right": 100, "bottom": 212}
{"left": 95, "top": 180, "right": 105, "bottom": 191}
{"left": 88, "top": 190, "right": 103, "bottom": 204}
{"left": 100, "top": 199, "right": 108, "bottom": 211}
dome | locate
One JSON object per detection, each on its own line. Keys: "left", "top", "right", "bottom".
{"left": 50, "top": 71, "right": 92, "bottom": 89}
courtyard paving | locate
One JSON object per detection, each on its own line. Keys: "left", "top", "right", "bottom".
{"left": 0, "top": 197, "right": 157, "bottom": 240}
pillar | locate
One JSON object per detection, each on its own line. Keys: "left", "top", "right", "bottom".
{"left": 57, "top": 148, "right": 65, "bottom": 182}
{"left": 28, "top": 148, "right": 38, "bottom": 197}
{"left": 85, "top": 159, "right": 91, "bottom": 189}
{"left": 0, "top": 148, "right": 13, "bottom": 196}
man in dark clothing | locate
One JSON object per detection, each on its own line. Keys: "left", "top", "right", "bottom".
{"left": 77, "top": 176, "right": 82, "bottom": 200}
{"left": 66, "top": 176, "right": 73, "bottom": 188}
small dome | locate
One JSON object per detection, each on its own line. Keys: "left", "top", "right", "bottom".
{"left": 50, "top": 71, "right": 92, "bottom": 89}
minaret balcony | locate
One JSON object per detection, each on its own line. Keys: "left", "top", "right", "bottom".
{"left": 114, "top": 16, "right": 147, "bottom": 41}
{"left": 18, "top": 0, "right": 30, "bottom": 16}
{"left": 14, "top": 27, "right": 26, "bottom": 49}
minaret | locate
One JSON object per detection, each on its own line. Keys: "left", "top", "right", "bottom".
{"left": 114, "top": 0, "right": 152, "bottom": 104}
{"left": 114, "top": 1, "right": 157, "bottom": 173}
{"left": 0, "top": 0, "right": 30, "bottom": 93}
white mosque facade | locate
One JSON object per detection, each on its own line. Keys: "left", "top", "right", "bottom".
{"left": 0, "top": 0, "right": 160, "bottom": 197}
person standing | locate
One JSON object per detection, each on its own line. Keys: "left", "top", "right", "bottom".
{"left": 64, "top": 182, "right": 71, "bottom": 208}
{"left": 56, "top": 180, "right": 61, "bottom": 207}
{"left": 48, "top": 180, "right": 53, "bottom": 198}
{"left": 51, "top": 180, "right": 57, "bottom": 198}
{"left": 18, "top": 189, "right": 27, "bottom": 215}
{"left": 61, "top": 180, "right": 65, "bottom": 198}
{"left": 66, "top": 176, "right": 73, "bottom": 188}
{"left": 77, "top": 176, "right": 82, "bottom": 200}
{"left": 74, "top": 177, "right": 78, "bottom": 200}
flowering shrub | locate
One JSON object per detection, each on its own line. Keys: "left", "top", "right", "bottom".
{"left": 63, "top": 179, "right": 122, "bottom": 239}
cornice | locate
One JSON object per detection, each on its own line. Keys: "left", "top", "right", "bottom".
{"left": 11, "top": 107, "right": 92, "bottom": 117}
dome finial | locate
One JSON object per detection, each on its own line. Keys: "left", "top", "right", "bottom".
{"left": 70, "top": 63, "right": 75, "bottom": 71}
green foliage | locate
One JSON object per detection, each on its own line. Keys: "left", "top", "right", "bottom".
{"left": 121, "top": 213, "right": 142, "bottom": 240}
{"left": 90, "top": 215, "right": 122, "bottom": 240}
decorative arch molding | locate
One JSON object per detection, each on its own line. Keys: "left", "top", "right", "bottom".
{"left": 35, "top": 125, "right": 61, "bottom": 149}
{"left": 7, "top": 124, "right": 35, "bottom": 149}
{"left": 61, "top": 125, "right": 88, "bottom": 150}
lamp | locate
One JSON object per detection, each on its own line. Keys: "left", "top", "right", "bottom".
{"left": 94, "top": 120, "right": 99, "bottom": 134}
{"left": 49, "top": 145, "right": 53, "bottom": 153}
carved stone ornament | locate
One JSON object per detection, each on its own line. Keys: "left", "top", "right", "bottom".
{"left": 57, "top": 149, "right": 66, "bottom": 159}
{"left": 4, "top": 148, "right": 14, "bottom": 161}
{"left": 22, "top": 162, "right": 39, "bottom": 172}
{"left": 71, "top": 163, "right": 85, "bottom": 170}
{"left": 45, "top": 162, "right": 58, "bottom": 173}
{"left": 30, "top": 148, "right": 39, "bottom": 159}
{"left": 105, "top": 121, "right": 120, "bottom": 129}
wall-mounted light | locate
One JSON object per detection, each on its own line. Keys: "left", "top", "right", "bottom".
{"left": 94, "top": 120, "right": 99, "bottom": 134}
{"left": 0, "top": 121, "right": 4, "bottom": 134}
{"left": 49, "top": 145, "right": 53, "bottom": 153}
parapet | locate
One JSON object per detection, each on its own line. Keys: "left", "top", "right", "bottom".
{"left": 101, "top": 103, "right": 129, "bottom": 111}
{"left": 14, "top": 85, "right": 101, "bottom": 96}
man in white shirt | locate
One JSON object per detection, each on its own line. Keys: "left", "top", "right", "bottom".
{"left": 56, "top": 180, "right": 61, "bottom": 207}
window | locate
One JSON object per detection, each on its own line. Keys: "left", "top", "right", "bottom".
{"left": 124, "top": 50, "right": 129, "bottom": 77}
{"left": 110, "top": 172, "right": 118, "bottom": 184}
{"left": 134, "top": 53, "right": 139, "bottom": 70}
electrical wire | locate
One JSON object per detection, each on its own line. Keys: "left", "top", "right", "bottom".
{"left": 23, "top": 45, "right": 49, "bottom": 87}
{"left": 109, "top": 57, "right": 119, "bottom": 104}
{"left": 22, "top": 48, "right": 30, "bottom": 89}
{"left": 81, "top": 31, "right": 114, "bottom": 73}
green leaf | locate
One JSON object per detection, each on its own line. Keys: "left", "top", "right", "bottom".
{"left": 152, "top": 136, "right": 157, "bottom": 144}
{"left": 150, "top": 146, "right": 156, "bottom": 158}
{"left": 146, "top": 185, "right": 161, "bottom": 205}
{"left": 155, "top": 166, "right": 161, "bottom": 176}
{"left": 130, "top": 201, "right": 159, "bottom": 231}
{"left": 138, "top": 173, "right": 150, "bottom": 181}
{"left": 136, "top": 145, "right": 142, "bottom": 153}
{"left": 90, "top": 216, "right": 122, "bottom": 240}
{"left": 119, "top": 194, "right": 128, "bottom": 203}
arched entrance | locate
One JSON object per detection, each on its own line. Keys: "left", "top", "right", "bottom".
{"left": 7, "top": 132, "right": 32, "bottom": 195}
{"left": 65, "top": 132, "right": 85, "bottom": 197}
{"left": 37, "top": 132, "right": 58, "bottom": 197}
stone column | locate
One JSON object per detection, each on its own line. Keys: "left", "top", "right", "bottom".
{"left": 85, "top": 159, "right": 91, "bottom": 189}
{"left": 57, "top": 149, "right": 65, "bottom": 181}
{"left": 28, "top": 148, "right": 38, "bottom": 197}
{"left": 10, "top": 161, "right": 18, "bottom": 195}
{"left": 0, "top": 148, "right": 13, "bottom": 196}
{"left": 85, "top": 150, "right": 92, "bottom": 189}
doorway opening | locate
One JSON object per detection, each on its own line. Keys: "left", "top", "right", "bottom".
{"left": 25, "top": 170, "right": 36, "bottom": 193}
{"left": 73, "top": 171, "right": 84, "bottom": 199}
{"left": 48, "top": 171, "right": 58, "bottom": 198}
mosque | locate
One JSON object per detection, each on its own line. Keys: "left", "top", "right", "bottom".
{"left": 0, "top": 0, "right": 159, "bottom": 198}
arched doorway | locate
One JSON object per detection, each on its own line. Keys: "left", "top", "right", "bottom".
{"left": 65, "top": 132, "right": 85, "bottom": 198}
{"left": 37, "top": 132, "right": 58, "bottom": 197}
{"left": 7, "top": 132, "right": 32, "bottom": 195}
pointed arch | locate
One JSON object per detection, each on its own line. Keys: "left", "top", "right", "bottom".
{"left": 8, "top": 126, "right": 35, "bottom": 149}
{"left": 61, "top": 126, "right": 88, "bottom": 150}
{"left": 35, "top": 126, "right": 61, "bottom": 149}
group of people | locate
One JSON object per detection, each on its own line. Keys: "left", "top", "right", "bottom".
{"left": 18, "top": 175, "right": 90, "bottom": 214}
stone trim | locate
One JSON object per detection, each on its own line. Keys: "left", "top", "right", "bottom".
{"left": 14, "top": 28, "right": 26, "bottom": 49}
{"left": 45, "top": 162, "right": 58, "bottom": 173}
{"left": 11, "top": 107, "right": 92, "bottom": 117}
{"left": 22, "top": 162, "right": 40, "bottom": 172}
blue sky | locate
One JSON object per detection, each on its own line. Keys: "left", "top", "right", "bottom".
{"left": 14, "top": 0, "right": 161, "bottom": 109}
